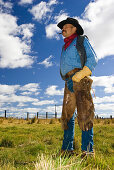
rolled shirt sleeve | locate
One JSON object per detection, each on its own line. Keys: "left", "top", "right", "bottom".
{"left": 84, "top": 37, "right": 98, "bottom": 72}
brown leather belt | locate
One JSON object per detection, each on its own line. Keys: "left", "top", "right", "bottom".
{"left": 64, "top": 68, "right": 82, "bottom": 80}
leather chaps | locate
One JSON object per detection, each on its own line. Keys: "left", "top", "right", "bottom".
{"left": 61, "top": 76, "right": 94, "bottom": 131}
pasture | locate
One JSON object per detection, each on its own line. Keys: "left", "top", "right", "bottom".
{"left": 0, "top": 117, "right": 113, "bottom": 169}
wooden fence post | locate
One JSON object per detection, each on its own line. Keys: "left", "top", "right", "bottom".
{"left": 46, "top": 112, "right": 48, "bottom": 119}
{"left": 37, "top": 112, "right": 39, "bottom": 119}
{"left": 27, "top": 112, "right": 29, "bottom": 120}
{"left": 55, "top": 112, "right": 57, "bottom": 119}
{"left": 5, "top": 110, "right": 7, "bottom": 118}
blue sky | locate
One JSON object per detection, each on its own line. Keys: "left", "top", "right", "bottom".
{"left": 0, "top": 0, "right": 114, "bottom": 119}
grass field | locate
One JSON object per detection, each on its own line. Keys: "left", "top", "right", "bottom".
{"left": 0, "top": 117, "right": 114, "bottom": 169}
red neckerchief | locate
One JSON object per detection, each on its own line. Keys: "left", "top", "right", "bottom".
{"left": 64, "top": 33, "right": 78, "bottom": 50}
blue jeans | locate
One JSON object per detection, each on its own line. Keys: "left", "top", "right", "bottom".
{"left": 62, "top": 114, "right": 94, "bottom": 152}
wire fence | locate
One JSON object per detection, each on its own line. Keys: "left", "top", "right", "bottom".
{"left": 0, "top": 110, "right": 60, "bottom": 119}
{"left": 0, "top": 104, "right": 62, "bottom": 119}
{"left": 0, "top": 104, "right": 113, "bottom": 120}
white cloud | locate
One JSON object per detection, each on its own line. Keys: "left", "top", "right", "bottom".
{"left": 22, "top": 107, "right": 41, "bottom": 113}
{"left": 45, "top": 24, "right": 60, "bottom": 39}
{"left": 104, "top": 87, "right": 114, "bottom": 94}
{"left": 91, "top": 75, "right": 114, "bottom": 117}
{"left": 29, "top": 0, "right": 58, "bottom": 22}
{"left": 37, "top": 55, "right": 54, "bottom": 68}
{"left": 45, "top": 105, "right": 62, "bottom": 115}
{"left": 0, "top": 84, "right": 20, "bottom": 95}
{"left": 73, "top": 0, "right": 114, "bottom": 59}
{"left": 20, "top": 83, "right": 40, "bottom": 92}
{"left": 0, "top": 12, "right": 34, "bottom": 68}
{"left": 17, "top": 102, "right": 27, "bottom": 107}
{"left": 95, "top": 103, "right": 114, "bottom": 111}
{"left": 0, "top": 93, "right": 38, "bottom": 103}
{"left": 48, "top": 0, "right": 58, "bottom": 6}
{"left": 45, "top": 85, "right": 64, "bottom": 96}
{"left": 0, "top": 0, "right": 12, "bottom": 13}
{"left": 92, "top": 75, "right": 114, "bottom": 94}
{"left": 54, "top": 10, "right": 69, "bottom": 23}
{"left": 32, "top": 99, "right": 55, "bottom": 106}
{"left": 18, "top": 24, "right": 34, "bottom": 41}
{"left": 45, "top": 11, "right": 69, "bottom": 39}
{"left": 20, "top": 91, "right": 33, "bottom": 96}
{"left": 0, "top": 83, "right": 40, "bottom": 106}
{"left": 93, "top": 95, "right": 114, "bottom": 104}
{"left": 19, "top": 0, "right": 33, "bottom": 5}
{"left": 19, "top": 83, "right": 40, "bottom": 98}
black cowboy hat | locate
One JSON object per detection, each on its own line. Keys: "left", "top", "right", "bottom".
{"left": 57, "top": 17, "right": 84, "bottom": 35}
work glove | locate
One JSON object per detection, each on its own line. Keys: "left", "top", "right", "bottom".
{"left": 72, "top": 66, "right": 92, "bottom": 83}
{"left": 66, "top": 79, "right": 74, "bottom": 92}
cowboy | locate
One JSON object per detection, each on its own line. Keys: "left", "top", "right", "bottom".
{"left": 57, "top": 17, "right": 97, "bottom": 157}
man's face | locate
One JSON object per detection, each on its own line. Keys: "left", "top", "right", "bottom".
{"left": 62, "top": 24, "right": 77, "bottom": 38}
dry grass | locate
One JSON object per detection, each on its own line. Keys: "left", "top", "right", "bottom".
{"left": 0, "top": 117, "right": 113, "bottom": 125}
{"left": 0, "top": 117, "right": 61, "bottom": 125}
{"left": 93, "top": 118, "right": 114, "bottom": 125}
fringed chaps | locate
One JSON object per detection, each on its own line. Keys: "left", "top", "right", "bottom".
{"left": 61, "top": 76, "right": 94, "bottom": 131}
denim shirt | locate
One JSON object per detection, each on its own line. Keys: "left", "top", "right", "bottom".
{"left": 60, "top": 37, "right": 98, "bottom": 76}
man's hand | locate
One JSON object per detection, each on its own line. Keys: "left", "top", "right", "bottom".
{"left": 72, "top": 66, "right": 92, "bottom": 82}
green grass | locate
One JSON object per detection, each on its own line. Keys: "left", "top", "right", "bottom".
{"left": 0, "top": 118, "right": 113, "bottom": 169}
